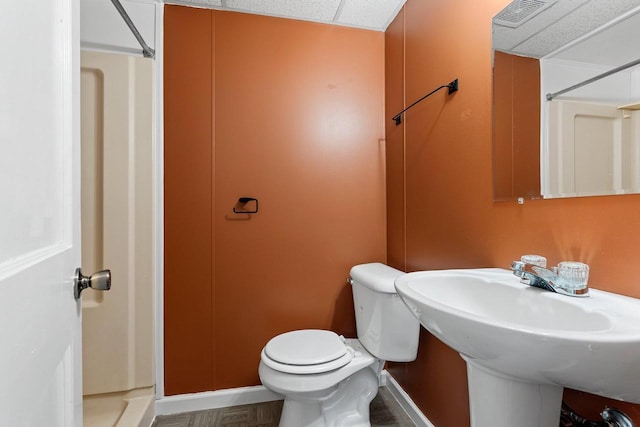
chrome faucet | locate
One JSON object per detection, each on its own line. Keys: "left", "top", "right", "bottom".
{"left": 511, "top": 260, "right": 590, "bottom": 297}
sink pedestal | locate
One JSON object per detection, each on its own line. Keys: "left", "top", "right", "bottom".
{"left": 465, "top": 359, "right": 563, "bottom": 427}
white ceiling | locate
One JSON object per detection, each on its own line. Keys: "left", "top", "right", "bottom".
{"left": 166, "top": 0, "right": 407, "bottom": 31}
{"left": 551, "top": 8, "right": 640, "bottom": 66}
{"left": 493, "top": 0, "right": 640, "bottom": 64}
{"left": 162, "top": 0, "right": 640, "bottom": 65}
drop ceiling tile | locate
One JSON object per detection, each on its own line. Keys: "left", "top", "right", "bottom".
{"left": 552, "top": 12, "right": 640, "bottom": 66}
{"left": 336, "top": 0, "right": 405, "bottom": 30}
{"left": 492, "top": 0, "right": 591, "bottom": 54}
{"left": 515, "top": 0, "right": 640, "bottom": 58}
{"left": 225, "top": 0, "right": 342, "bottom": 22}
{"left": 493, "top": 0, "right": 640, "bottom": 58}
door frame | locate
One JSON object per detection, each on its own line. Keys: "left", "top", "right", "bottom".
{"left": 80, "top": 0, "right": 166, "bottom": 401}
{"left": 151, "top": 3, "right": 166, "bottom": 400}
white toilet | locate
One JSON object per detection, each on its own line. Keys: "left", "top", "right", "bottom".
{"left": 258, "top": 263, "right": 420, "bottom": 427}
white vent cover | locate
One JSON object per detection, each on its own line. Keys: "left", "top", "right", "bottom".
{"left": 493, "top": 0, "right": 557, "bottom": 28}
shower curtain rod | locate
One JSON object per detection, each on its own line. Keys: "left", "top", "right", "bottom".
{"left": 546, "top": 56, "right": 640, "bottom": 101}
{"left": 110, "top": 0, "right": 155, "bottom": 59}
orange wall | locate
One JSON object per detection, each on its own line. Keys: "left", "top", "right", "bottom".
{"left": 385, "top": 7, "right": 406, "bottom": 270}
{"left": 164, "top": 5, "right": 214, "bottom": 394}
{"left": 385, "top": 0, "right": 640, "bottom": 425}
{"left": 164, "top": 6, "right": 386, "bottom": 395}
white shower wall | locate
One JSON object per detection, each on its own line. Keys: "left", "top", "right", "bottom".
{"left": 80, "top": 50, "right": 154, "bottom": 396}
{"left": 541, "top": 57, "right": 640, "bottom": 196}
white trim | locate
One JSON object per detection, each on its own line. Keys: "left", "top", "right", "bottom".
{"left": 381, "top": 370, "right": 435, "bottom": 427}
{"left": 154, "top": 385, "right": 283, "bottom": 416}
{"left": 152, "top": 2, "right": 165, "bottom": 400}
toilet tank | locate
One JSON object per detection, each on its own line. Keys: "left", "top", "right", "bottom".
{"left": 350, "top": 263, "right": 419, "bottom": 362}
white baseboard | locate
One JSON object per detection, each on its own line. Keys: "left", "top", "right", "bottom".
{"left": 154, "top": 385, "right": 283, "bottom": 416}
{"left": 154, "top": 371, "right": 435, "bottom": 427}
{"left": 380, "top": 370, "right": 436, "bottom": 427}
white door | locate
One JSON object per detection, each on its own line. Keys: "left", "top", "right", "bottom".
{"left": 0, "top": 0, "right": 82, "bottom": 426}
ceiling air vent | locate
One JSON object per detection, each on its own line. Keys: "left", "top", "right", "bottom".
{"left": 493, "top": 0, "right": 557, "bottom": 28}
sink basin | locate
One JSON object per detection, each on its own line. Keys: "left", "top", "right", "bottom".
{"left": 394, "top": 268, "right": 640, "bottom": 427}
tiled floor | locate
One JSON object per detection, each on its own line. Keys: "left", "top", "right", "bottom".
{"left": 152, "top": 386, "right": 416, "bottom": 427}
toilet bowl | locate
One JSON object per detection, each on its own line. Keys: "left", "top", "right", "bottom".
{"left": 258, "top": 263, "right": 421, "bottom": 427}
{"left": 259, "top": 332, "right": 380, "bottom": 427}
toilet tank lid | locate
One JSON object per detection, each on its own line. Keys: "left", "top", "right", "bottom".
{"left": 349, "top": 263, "right": 405, "bottom": 294}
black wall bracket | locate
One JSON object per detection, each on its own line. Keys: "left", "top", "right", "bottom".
{"left": 233, "top": 197, "right": 259, "bottom": 214}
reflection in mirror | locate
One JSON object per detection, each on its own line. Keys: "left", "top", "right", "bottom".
{"left": 493, "top": 51, "right": 541, "bottom": 201}
{"left": 492, "top": 0, "right": 640, "bottom": 200}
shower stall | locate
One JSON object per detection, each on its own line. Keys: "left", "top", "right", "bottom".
{"left": 80, "top": 50, "right": 155, "bottom": 427}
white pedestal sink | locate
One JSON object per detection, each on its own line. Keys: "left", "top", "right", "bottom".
{"left": 394, "top": 268, "right": 640, "bottom": 427}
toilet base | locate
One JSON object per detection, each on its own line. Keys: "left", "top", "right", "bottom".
{"left": 278, "top": 367, "right": 379, "bottom": 427}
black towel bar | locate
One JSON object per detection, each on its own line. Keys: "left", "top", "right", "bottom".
{"left": 392, "top": 78, "right": 459, "bottom": 125}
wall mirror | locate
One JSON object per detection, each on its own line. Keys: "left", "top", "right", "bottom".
{"left": 492, "top": 0, "right": 640, "bottom": 201}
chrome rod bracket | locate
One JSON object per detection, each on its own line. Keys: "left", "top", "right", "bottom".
{"left": 110, "top": 0, "right": 155, "bottom": 59}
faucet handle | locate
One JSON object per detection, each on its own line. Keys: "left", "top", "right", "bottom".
{"left": 557, "top": 261, "right": 589, "bottom": 291}
{"left": 521, "top": 254, "right": 547, "bottom": 268}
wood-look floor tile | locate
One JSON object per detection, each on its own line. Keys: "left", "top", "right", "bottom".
{"left": 371, "top": 387, "right": 416, "bottom": 427}
{"left": 152, "top": 387, "right": 415, "bottom": 427}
